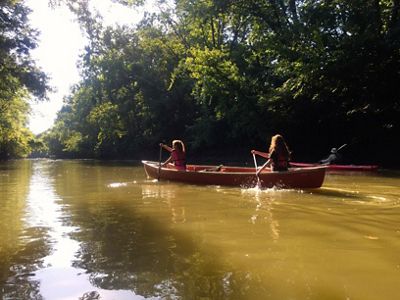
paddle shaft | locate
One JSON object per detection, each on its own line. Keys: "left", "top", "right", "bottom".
{"left": 157, "top": 144, "right": 162, "bottom": 180}
{"left": 252, "top": 153, "right": 261, "bottom": 187}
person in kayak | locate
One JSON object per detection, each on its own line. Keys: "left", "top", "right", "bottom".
{"left": 160, "top": 140, "right": 187, "bottom": 171}
{"left": 319, "top": 147, "right": 342, "bottom": 164}
{"left": 252, "top": 134, "right": 291, "bottom": 173}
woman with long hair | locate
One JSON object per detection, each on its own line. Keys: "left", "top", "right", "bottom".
{"left": 252, "top": 134, "right": 291, "bottom": 173}
{"left": 160, "top": 140, "right": 187, "bottom": 171}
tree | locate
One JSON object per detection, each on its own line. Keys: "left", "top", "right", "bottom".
{"left": 45, "top": 0, "right": 400, "bottom": 165}
{"left": 0, "top": 0, "right": 50, "bottom": 159}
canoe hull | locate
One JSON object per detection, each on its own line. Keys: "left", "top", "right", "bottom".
{"left": 142, "top": 161, "right": 326, "bottom": 189}
{"left": 290, "top": 162, "right": 379, "bottom": 171}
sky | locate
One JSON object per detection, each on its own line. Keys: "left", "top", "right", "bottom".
{"left": 26, "top": 0, "right": 151, "bottom": 134}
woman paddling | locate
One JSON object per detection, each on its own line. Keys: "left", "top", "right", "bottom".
{"left": 160, "top": 140, "right": 187, "bottom": 171}
{"left": 252, "top": 134, "right": 291, "bottom": 173}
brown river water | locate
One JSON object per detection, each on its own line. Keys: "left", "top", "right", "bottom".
{"left": 0, "top": 159, "right": 399, "bottom": 300}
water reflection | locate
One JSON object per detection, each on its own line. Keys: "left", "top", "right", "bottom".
{"left": 241, "top": 188, "right": 282, "bottom": 241}
{"left": 0, "top": 160, "right": 47, "bottom": 299}
{"left": 142, "top": 183, "right": 186, "bottom": 223}
{"left": 47, "top": 164, "right": 230, "bottom": 299}
{"left": 29, "top": 161, "right": 142, "bottom": 299}
{"left": 1, "top": 160, "right": 400, "bottom": 299}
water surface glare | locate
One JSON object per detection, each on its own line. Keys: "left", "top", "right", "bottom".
{"left": 0, "top": 160, "right": 399, "bottom": 299}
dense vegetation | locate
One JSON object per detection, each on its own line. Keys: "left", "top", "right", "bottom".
{"left": 0, "top": 0, "right": 49, "bottom": 159}
{"left": 2, "top": 0, "right": 399, "bottom": 166}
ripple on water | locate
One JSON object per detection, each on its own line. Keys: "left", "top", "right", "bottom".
{"left": 107, "top": 182, "right": 128, "bottom": 188}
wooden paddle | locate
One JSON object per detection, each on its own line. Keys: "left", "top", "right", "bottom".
{"left": 252, "top": 152, "right": 262, "bottom": 188}
{"left": 157, "top": 143, "right": 163, "bottom": 180}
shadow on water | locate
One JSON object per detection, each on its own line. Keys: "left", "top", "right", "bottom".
{"left": 307, "top": 187, "right": 363, "bottom": 199}
{"left": 305, "top": 187, "right": 400, "bottom": 207}
{"left": 43, "top": 160, "right": 276, "bottom": 299}
{"left": 374, "top": 169, "right": 400, "bottom": 177}
{"left": 67, "top": 203, "right": 241, "bottom": 298}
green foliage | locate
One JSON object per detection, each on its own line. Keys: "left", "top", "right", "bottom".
{"left": 87, "top": 102, "right": 126, "bottom": 157}
{"left": 45, "top": 0, "right": 400, "bottom": 165}
{"left": 0, "top": 93, "right": 33, "bottom": 158}
{"left": 29, "top": 135, "right": 49, "bottom": 158}
{"left": 0, "top": 1, "right": 50, "bottom": 159}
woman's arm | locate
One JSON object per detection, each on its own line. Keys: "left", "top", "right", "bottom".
{"left": 162, "top": 155, "right": 173, "bottom": 166}
{"left": 160, "top": 143, "right": 173, "bottom": 152}
{"left": 256, "top": 159, "right": 271, "bottom": 175}
{"left": 251, "top": 150, "right": 269, "bottom": 159}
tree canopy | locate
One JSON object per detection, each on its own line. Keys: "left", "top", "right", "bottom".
{"left": 0, "top": 0, "right": 50, "bottom": 159}
{"left": 3, "top": 0, "right": 400, "bottom": 166}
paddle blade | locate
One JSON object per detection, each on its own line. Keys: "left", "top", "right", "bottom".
{"left": 256, "top": 177, "right": 262, "bottom": 188}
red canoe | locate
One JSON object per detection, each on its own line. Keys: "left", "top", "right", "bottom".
{"left": 142, "top": 160, "right": 326, "bottom": 189}
{"left": 290, "top": 162, "right": 379, "bottom": 171}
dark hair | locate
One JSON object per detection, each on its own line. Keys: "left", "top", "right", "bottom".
{"left": 269, "top": 134, "right": 290, "bottom": 158}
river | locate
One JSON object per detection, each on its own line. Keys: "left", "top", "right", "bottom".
{"left": 0, "top": 159, "right": 399, "bottom": 299}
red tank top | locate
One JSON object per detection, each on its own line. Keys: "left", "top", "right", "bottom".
{"left": 172, "top": 150, "right": 186, "bottom": 170}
